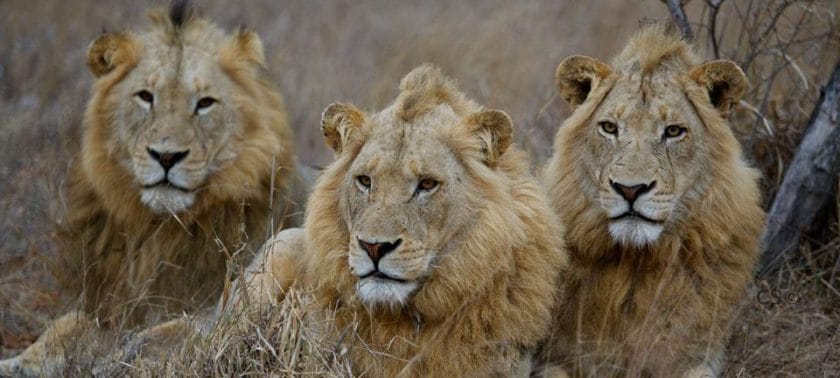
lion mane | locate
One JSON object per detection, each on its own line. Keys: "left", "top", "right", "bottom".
{"left": 59, "top": 4, "right": 299, "bottom": 326}
{"left": 539, "top": 26, "right": 764, "bottom": 376}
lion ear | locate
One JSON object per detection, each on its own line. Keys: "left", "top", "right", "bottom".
{"left": 87, "top": 33, "right": 137, "bottom": 78}
{"left": 232, "top": 29, "right": 266, "bottom": 68}
{"left": 555, "top": 55, "right": 612, "bottom": 109}
{"left": 321, "top": 103, "right": 367, "bottom": 154}
{"left": 688, "top": 60, "right": 747, "bottom": 114}
{"left": 465, "top": 109, "right": 513, "bottom": 167}
{"left": 220, "top": 29, "right": 266, "bottom": 72}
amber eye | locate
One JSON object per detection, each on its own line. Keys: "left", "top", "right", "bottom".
{"left": 599, "top": 121, "right": 618, "bottom": 135}
{"left": 664, "top": 125, "right": 686, "bottom": 139}
{"left": 195, "top": 97, "right": 217, "bottom": 113}
{"left": 416, "top": 178, "right": 439, "bottom": 193}
{"left": 135, "top": 90, "right": 154, "bottom": 104}
{"left": 356, "top": 175, "right": 371, "bottom": 190}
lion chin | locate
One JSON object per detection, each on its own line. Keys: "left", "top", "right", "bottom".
{"left": 356, "top": 277, "right": 418, "bottom": 307}
{"left": 608, "top": 219, "right": 664, "bottom": 246}
{"left": 140, "top": 187, "right": 196, "bottom": 214}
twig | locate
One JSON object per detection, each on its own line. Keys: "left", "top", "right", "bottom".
{"left": 706, "top": 0, "right": 725, "bottom": 58}
{"left": 739, "top": 100, "right": 776, "bottom": 136}
{"left": 665, "top": 0, "right": 695, "bottom": 41}
{"left": 771, "top": 48, "right": 811, "bottom": 90}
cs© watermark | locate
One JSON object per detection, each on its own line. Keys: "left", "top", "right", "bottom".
{"left": 755, "top": 288, "right": 800, "bottom": 306}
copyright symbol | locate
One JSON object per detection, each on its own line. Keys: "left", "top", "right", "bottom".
{"left": 785, "top": 290, "right": 800, "bottom": 304}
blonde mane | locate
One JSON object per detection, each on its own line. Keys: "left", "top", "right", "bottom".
{"left": 612, "top": 24, "right": 700, "bottom": 74}
{"left": 394, "top": 64, "right": 478, "bottom": 121}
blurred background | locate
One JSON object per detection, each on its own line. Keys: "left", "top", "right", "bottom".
{"left": 1, "top": 0, "right": 838, "bottom": 375}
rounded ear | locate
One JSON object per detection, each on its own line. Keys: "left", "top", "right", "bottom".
{"left": 231, "top": 29, "right": 266, "bottom": 68}
{"left": 220, "top": 29, "right": 267, "bottom": 73}
{"left": 86, "top": 33, "right": 137, "bottom": 78}
{"left": 465, "top": 109, "right": 513, "bottom": 167}
{"left": 688, "top": 60, "right": 748, "bottom": 114}
{"left": 555, "top": 55, "right": 612, "bottom": 109}
{"left": 320, "top": 103, "right": 367, "bottom": 154}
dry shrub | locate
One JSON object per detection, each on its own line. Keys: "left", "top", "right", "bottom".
{"left": 679, "top": 1, "right": 840, "bottom": 376}
{"left": 690, "top": 0, "right": 840, "bottom": 202}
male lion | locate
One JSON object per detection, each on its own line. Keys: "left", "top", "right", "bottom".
{"left": 213, "top": 64, "right": 566, "bottom": 376}
{"left": 0, "top": 3, "right": 304, "bottom": 375}
{"left": 538, "top": 26, "right": 764, "bottom": 377}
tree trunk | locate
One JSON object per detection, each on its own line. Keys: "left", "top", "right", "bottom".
{"left": 759, "top": 61, "right": 840, "bottom": 274}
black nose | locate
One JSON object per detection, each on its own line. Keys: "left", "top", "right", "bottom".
{"left": 358, "top": 238, "right": 402, "bottom": 264}
{"left": 610, "top": 180, "right": 656, "bottom": 203}
{"left": 147, "top": 148, "right": 189, "bottom": 171}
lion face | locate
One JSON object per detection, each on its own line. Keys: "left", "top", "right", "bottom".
{"left": 554, "top": 51, "right": 747, "bottom": 247}
{"left": 342, "top": 111, "right": 475, "bottom": 306}
{"left": 318, "top": 68, "right": 513, "bottom": 307}
{"left": 85, "top": 15, "right": 277, "bottom": 215}
{"left": 583, "top": 73, "right": 712, "bottom": 246}
{"left": 111, "top": 49, "right": 240, "bottom": 213}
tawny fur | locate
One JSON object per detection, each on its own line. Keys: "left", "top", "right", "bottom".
{"left": 539, "top": 26, "right": 764, "bottom": 377}
{"left": 221, "top": 65, "right": 567, "bottom": 377}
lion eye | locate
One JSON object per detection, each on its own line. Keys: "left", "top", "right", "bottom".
{"left": 195, "top": 97, "right": 217, "bottom": 114}
{"left": 599, "top": 121, "right": 618, "bottom": 135}
{"left": 135, "top": 90, "right": 154, "bottom": 105}
{"left": 664, "top": 125, "right": 686, "bottom": 139}
{"left": 356, "top": 175, "right": 371, "bottom": 191}
{"left": 416, "top": 178, "right": 439, "bottom": 193}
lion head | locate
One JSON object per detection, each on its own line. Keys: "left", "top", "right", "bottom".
{"left": 313, "top": 65, "right": 532, "bottom": 309}
{"left": 81, "top": 4, "right": 292, "bottom": 216}
{"left": 546, "top": 25, "right": 756, "bottom": 248}
{"left": 295, "top": 64, "right": 564, "bottom": 375}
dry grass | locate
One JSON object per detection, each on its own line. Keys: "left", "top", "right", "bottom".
{"left": 0, "top": 0, "right": 838, "bottom": 376}
{"left": 92, "top": 291, "right": 354, "bottom": 376}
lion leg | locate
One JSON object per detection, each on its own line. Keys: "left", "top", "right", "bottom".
{"left": 90, "top": 312, "right": 211, "bottom": 375}
{"left": 0, "top": 310, "right": 92, "bottom": 377}
{"left": 114, "top": 316, "right": 193, "bottom": 363}
{"left": 215, "top": 227, "right": 307, "bottom": 320}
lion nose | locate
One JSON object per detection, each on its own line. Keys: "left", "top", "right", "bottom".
{"left": 358, "top": 238, "right": 402, "bottom": 264}
{"left": 147, "top": 148, "right": 190, "bottom": 171}
{"left": 610, "top": 180, "right": 656, "bottom": 203}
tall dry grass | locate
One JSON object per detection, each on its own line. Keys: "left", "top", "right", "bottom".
{"left": 0, "top": 0, "right": 838, "bottom": 376}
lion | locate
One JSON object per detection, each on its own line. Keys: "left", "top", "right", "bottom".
{"left": 537, "top": 26, "right": 764, "bottom": 377}
{"left": 0, "top": 3, "right": 304, "bottom": 375}
{"left": 207, "top": 64, "right": 567, "bottom": 376}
